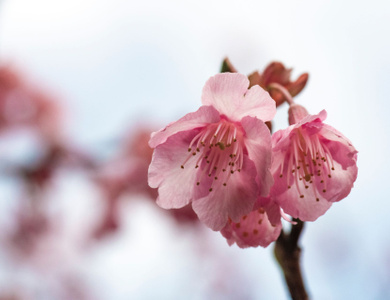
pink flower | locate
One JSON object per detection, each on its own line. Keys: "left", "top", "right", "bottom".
{"left": 271, "top": 104, "right": 358, "bottom": 221}
{"left": 220, "top": 196, "right": 282, "bottom": 248}
{"left": 148, "top": 73, "right": 276, "bottom": 230}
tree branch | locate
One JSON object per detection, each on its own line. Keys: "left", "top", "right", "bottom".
{"left": 274, "top": 219, "right": 309, "bottom": 300}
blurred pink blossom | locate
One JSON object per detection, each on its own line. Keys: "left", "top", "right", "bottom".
{"left": 0, "top": 65, "right": 62, "bottom": 141}
{"left": 148, "top": 73, "right": 276, "bottom": 230}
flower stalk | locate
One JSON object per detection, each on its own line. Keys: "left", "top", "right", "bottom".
{"left": 274, "top": 219, "right": 309, "bottom": 300}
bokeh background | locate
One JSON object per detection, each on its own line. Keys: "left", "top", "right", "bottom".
{"left": 0, "top": 0, "right": 389, "bottom": 299}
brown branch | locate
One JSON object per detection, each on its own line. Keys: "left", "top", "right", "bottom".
{"left": 274, "top": 219, "right": 309, "bottom": 300}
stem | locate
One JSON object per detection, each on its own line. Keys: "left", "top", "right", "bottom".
{"left": 274, "top": 219, "right": 309, "bottom": 300}
{"left": 268, "top": 83, "right": 294, "bottom": 105}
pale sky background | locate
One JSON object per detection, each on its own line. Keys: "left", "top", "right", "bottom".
{"left": 0, "top": 0, "right": 389, "bottom": 299}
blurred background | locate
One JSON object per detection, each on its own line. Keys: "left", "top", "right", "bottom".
{"left": 0, "top": 0, "right": 389, "bottom": 299}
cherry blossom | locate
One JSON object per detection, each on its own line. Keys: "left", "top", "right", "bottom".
{"left": 148, "top": 73, "right": 276, "bottom": 230}
{"left": 220, "top": 197, "right": 282, "bottom": 248}
{"left": 271, "top": 104, "right": 358, "bottom": 221}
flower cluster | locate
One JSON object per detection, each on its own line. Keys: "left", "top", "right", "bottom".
{"left": 148, "top": 70, "right": 357, "bottom": 248}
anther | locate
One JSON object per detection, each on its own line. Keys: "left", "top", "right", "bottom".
{"left": 181, "top": 165, "right": 184, "bottom": 169}
{"left": 300, "top": 195, "right": 304, "bottom": 198}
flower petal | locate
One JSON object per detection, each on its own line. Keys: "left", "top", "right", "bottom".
{"left": 220, "top": 205, "right": 282, "bottom": 248}
{"left": 272, "top": 179, "right": 333, "bottom": 221}
{"left": 148, "top": 130, "right": 209, "bottom": 209}
{"left": 320, "top": 124, "right": 358, "bottom": 169}
{"left": 149, "top": 105, "right": 220, "bottom": 148}
{"left": 201, "top": 73, "right": 276, "bottom": 122}
{"left": 241, "top": 116, "right": 273, "bottom": 197}
{"left": 191, "top": 156, "right": 258, "bottom": 231}
{"left": 319, "top": 160, "right": 358, "bottom": 203}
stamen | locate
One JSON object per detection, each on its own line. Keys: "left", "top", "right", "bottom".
{"left": 181, "top": 120, "right": 244, "bottom": 190}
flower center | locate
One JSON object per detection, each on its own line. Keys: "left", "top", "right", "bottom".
{"left": 279, "top": 128, "right": 335, "bottom": 201}
{"left": 181, "top": 120, "right": 244, "bottom": 191}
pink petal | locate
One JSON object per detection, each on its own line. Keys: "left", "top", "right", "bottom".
{"left": 241, "top": 116, "right": 273, "bottom": 197}
{"left": 273, "top": 181, "right": 333, "bottom": 221}
{"left": 201, "top": 73, "right": 276, "bottom": 122}
{"left": 255, "top": 196, "right": 282, "bottom": 226}
{"left": 149, "top": 105, "right": 220, "bottom": 148}
{"left": 191, "top": 156, "right": 258, "bottom": 231}
{"left": 320, "top": 124, "right": 358, "bottom": 169}
{"left": 148, "top": 130, "right": 209, "bottom": 209}
{"left": 220, "top": 206, "right": 282, "bottom": 248}
{"left": 318, "top": 160, "right": 358, "bottom": 203}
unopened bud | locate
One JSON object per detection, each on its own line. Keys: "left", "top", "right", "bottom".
{"left": 288, "top": 104, "right": 309, "bottom": 125}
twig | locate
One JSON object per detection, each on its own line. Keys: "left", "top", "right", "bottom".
{"left": 274, "top": 219, "right": 309, "bottom": 300}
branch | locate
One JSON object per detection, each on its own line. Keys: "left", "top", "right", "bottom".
{"left": 274, "top": 219, "right": 309, "bottom": 300}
